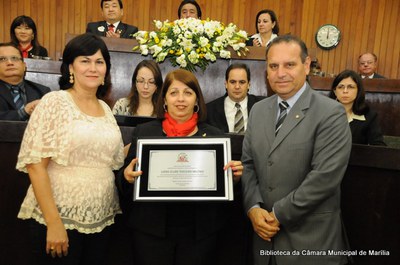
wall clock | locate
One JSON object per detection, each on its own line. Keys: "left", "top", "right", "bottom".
{"left": 315, "top": 24, "right": 341, "bottom": 50}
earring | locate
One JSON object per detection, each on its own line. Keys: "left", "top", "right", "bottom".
{"left": 194, "top": 104, "right": 199, "bottom": 113}
{"left": 102, "top": 79, "right": 105, "bottom": 86}
{"left": 69, "top": 73, "right": 74, "bottom": 84}
{"left": 163, "top": 104, "right": 168, "bottom": 112}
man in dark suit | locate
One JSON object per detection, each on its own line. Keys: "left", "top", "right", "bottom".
{"left": 358, "top": 52, "right": 386, "bottom": 79}
{"left": 0, "top": 42, "right": 50, "bottom": 121}
{"left": 206, "top": 63, "right": 264, "bottom": 133}
{"left": 241, "top": 35, "right": 352, "bottom": 265}
{"left": 86, "top": 0, "right": 138, "bottom": 39}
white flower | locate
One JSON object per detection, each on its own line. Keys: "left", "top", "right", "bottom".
{"left": 139, "top": 45, "right": 149, "bottom": 55}
{"left": 199, "top": 37, "right": 209, "bottom": 47}
{"left": 220, "top": 50, "right": 231, "bottom": 59}
{"left": 176, "top": 54, "right": 187, "bottom": 68}
{"left": 97, "top": 26, "right": 105, "bottom": 32}
{"left": 133, "top": 18, "right": 248, "bottom": 72}
{"left": 188, "top": 51, "right": 199, "bottom": 64}
{"left": 154, "top": 20, "right": 163, "bottom": 29}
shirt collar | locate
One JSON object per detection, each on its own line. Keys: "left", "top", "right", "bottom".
{"left": 348, "top": 112, "right": 366, "bottom": 122}
{"left": 277, "top": 82, "right": 307, "bottom": 110}
{"left": 225, "top": 95, "right": 248, "bottom": 109}
{"left": 361, "top": 73, "right": 374, "bottom": 79}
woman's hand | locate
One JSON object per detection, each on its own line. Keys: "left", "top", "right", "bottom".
{"left": 253, "top": 38, "right": 262, "bottom": 47}
{"left": 224, "top": 160, "right": 243, "bottom": 183}
{"left": 124, "top": 158, "right": 143, "bottom": 183}
{"left": 46, "top": 220, "right": 69, "bottom": 258}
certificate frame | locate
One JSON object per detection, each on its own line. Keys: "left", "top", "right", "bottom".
{"left": 134, "top": 137, "right": 233, "bottom": 201}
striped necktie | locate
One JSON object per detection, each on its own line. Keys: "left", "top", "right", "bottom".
{"left": 275, "top": 101, "right": 289, "bottom": 135}
{"left": 234, "top": 103, "right": 245, "bottom": 133}
{"left": 10, "top": 85, "right": 24, "bottom": 110}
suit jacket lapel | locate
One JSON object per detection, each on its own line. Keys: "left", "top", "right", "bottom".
{"left": 262, "top": 96, "right": 277, "bottom": 154}
{"left": 269, "top": 86, "right": 311, "bottom": 154}
{"left": 116, "top": 22, "right": 126, "bottom": 37}
{"left": 0, "top": 82, "right": 17, "bottom": 109}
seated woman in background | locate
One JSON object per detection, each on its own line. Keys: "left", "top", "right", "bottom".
{"left": 246, "top": 9, "right": 279, "bottom": 47}
{"left": 10, "top": 15, "right": 48, "bottom": 58}
{"left": 113, "top": 60, "right": 162, "bottom": 117}
{"left": 329, "top": 69, "right": 386, "bottom": 146}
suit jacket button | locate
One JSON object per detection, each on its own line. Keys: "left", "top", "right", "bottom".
{"left": 268, "top": 161, "right": 273, "bottom": 166}
{"left": 268, "top": 187, "right": 274, "bottom": 192}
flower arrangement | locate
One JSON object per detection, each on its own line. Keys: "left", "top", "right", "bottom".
{"left": 133, "top": 18, "right": 248, "bottom": 72}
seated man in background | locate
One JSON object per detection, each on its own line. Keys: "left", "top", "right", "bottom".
{"left": 206, "top": 63, "right": 264, "bottom": 133}
{"left": 358, "top": 52, "right": 386, "bottom": 79}
{"left": 0, "top": 42, "right": 50, "bottom": 121}
{"left": 178, "top": 0, "right": 202, "bottom": 19}
{"left": 86, "top": 0, "right": 138, "bottom": 39}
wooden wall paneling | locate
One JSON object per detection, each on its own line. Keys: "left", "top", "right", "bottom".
{"left": 384, "top": 0, "right": 398, "bottom": 78}
{"left": 390, "top": 2, "right": 400, "bottom": 78}
{"left": 351, "top": 0, "right": 366, "bottom": 73}
{"left": 373, "top": 0, "right": 386, "bottom": 74}
{"left": 377, "top": 0, "right": 390, "bottom": 76}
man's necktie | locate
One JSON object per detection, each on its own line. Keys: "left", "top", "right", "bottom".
{"left": 275, "top": 101, "right": 289, "bottom": 135}
{"left": 10, "top": 86, "right": 24, "bottom": 110}
{"left": 108, "top": 24, "right": 115, "bottom": 32}
{"left": 234, "top": 103, "right": 245, "bottom": 133}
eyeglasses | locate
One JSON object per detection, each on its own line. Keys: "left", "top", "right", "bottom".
{"left": 0, "top": 56, "right": 23, "bottom": 63}
{"left": 359, "top": 61, "right": 375, "bottom": 66}
{"left": 136, "top": 78, "right": 156, "bottom": 87}
{"left": 336, "top": 84, "right": 357, "bottom": 90}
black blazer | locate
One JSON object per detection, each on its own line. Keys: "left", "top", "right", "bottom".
{"left": 116, "top": 120, "right": 229, "bottom": 240}
{"left": 0, "top": 80, "right": 51, "bottom": 121}
{"left": 372, "top": 73, "right": 386, "bottom": 79}
{"left": 86, "top": 21, "right": 138, "bottom": 39}
{"left": 350, "top": 109, "right": 386, "bottom": 146}
{"left": 28, "top": 46, "right": 48, "bottom": 58}
{"left": 206, "top": 94, "right": 265, "bottom": 133}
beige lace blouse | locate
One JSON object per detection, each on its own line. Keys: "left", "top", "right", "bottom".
{"left": 17, "top": 90, "right": 124, "bottom": 234}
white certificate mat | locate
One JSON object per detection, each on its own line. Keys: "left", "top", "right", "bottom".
{"left": 134, "top": 137, "right": 233, "bottom": 201}
{"left": 148, "top": 150, "right": 217, "bottom": 191}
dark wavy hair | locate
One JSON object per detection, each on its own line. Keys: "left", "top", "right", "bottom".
{"left": 255, "top": 9, "right": 279, "bottom": 35}
{"left": 10, "top": 15, "right": 43, "bottom": 57}
{"left": 127, "top": 60, "right": 163, "bottom": 116}
{"left": 178, "top": 0, "right": 202, "bottom": 19}
{"left": 58, "top": 33, "right": 111, "bottom": 98}
{"left": 329, "top": 69, "right": 369, "bottom": 115}
{"left": 156, "top": 69, "right": 207, "bottom": 121}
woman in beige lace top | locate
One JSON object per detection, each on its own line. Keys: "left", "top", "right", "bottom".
{"left": 16, "top": 33, "right": 124, "bottom": 264}
{"left": 112, "top": 59, "right": 163, "bottom": 117}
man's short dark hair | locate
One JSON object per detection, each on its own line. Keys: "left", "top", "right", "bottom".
{"left": 178, "top": 0, "right": 202, "bottom": 19}
{"left": 0, "top": 42, "right": 24, "bottom": 60}
{"left": 101, "top": 0, "right": 123, "bottom": 9}
{"left": 266, "top": 35, "right": 309, "bottom": 63}
{"left": 225, "top": 63, "right": 251, "bottom": 82}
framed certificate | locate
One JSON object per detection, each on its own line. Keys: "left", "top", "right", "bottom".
{"left": 134, "top": 137, "right": 233, "bottom": 201}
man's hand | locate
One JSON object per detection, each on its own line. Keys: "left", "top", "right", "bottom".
{"left": 106, "top": 30, "right": 121, "bottom": 38}
{"left": 25, "top": 100, "right": 40, "bottom": 116}
{"left": 248, "top": 207, "right": 280, "bottom": 241}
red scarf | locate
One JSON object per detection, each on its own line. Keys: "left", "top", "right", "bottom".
{"left": 162, "top": 112, "right": 198, "bottom": 137}
{"left": 19, "top": 43, "right": 33, "bottom": 58}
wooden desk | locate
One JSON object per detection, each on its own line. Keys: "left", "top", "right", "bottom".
{"left": 1, "top": 121, "right": 399, "bottom": 265}
{"left": 24, "top": 36, "right": 400, "bottom": 136}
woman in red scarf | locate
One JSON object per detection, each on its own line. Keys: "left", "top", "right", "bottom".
{"left": 10, "top": 15, "right": 48, "bottom": 59}
{"left": 117, "top": 69, "right": 243, "bottom": 265}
